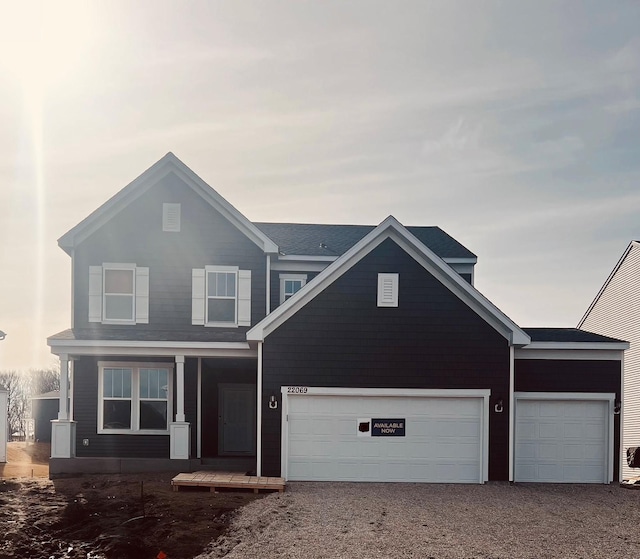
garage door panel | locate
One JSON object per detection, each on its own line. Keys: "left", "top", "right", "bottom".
{"left": 286, "top": 394, "right": 485, "bottom": 483}
{"left": 515, "top": 398, "right": 609, "bottom": 483}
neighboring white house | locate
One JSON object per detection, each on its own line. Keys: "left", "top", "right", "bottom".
{"left": 0, "top": 386, "right": 7, "bottom": 462}
{"left": 579, "top": 240, "right": 640, "bottom": 480}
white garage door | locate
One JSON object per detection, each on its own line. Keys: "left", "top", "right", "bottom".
{"left": 283, "top": 389, "right": 488, "bottom": 483}
{"left": 515, "top": 397, "right": 610, "bottom": 483}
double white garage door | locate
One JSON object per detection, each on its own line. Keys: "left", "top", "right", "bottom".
{"left": 282, "top": 388, "right": 613, "bottom": 484}
{"left": 283, "top": 388, "right": 489, "bottom": 483}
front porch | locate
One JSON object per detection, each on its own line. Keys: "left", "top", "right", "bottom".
{"left": 47, "top": 342, "right": 260, "bottom": 476}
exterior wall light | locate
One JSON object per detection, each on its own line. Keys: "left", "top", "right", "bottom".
{"left": 0, "top": 330, "right": 6, "bottom": 341}
{"left": 268, "top": 394, "right": 278, "bottom": 410}
{"left": 494, "top": 398, "right": 504, "bottom": 413}
{"left": 614, "top": 401, "right": 621, "bottom": 415}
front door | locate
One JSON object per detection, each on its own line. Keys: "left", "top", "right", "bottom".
{"left": 218, "top": 383, "right": 256, "bottom": 455}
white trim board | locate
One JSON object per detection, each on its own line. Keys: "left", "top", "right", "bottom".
{"left": 279, "top": 387, "right": 490, "bottom": 483}
{"left": 248, "top": 216, "right": 529, "bottom": 346}
{"left": 515, "top": 349, "right": 626, "bottom": 361}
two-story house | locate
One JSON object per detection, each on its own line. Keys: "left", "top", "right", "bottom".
{"left": 48, "top": 153, "right": 627, "bottom": 483}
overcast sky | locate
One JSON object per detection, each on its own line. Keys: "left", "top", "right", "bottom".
{"left": 1, "top": 1, "right": 639, "bottom": 371}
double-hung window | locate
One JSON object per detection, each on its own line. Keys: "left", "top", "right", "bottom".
{"left": 207, "top": 268, "right": 237, "bottom": 324}
{"left": 104, "top": 267, "right": 135, "bottom": 321}
{"left": 279, "top": 274, "right": 307, "bottom": 304}
{"left": 89, "top": 264, "right": 149, "bottom": 324}
{"left": 191, "top": 266, "right": 252, "bottom": 327}
{"left": 99, "top": 363, "right": 172, "bottom": 434}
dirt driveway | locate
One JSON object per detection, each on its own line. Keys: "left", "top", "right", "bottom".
{"left": 1, "top": 441, "right": 50, "bottom": 478}
{"left": 198, "top": 481, "right": 640, "bottom": 559}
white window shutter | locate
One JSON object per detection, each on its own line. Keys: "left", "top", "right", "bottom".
{"left": 377, "top": 273, "right": 399, "bottom": 307}
{"left": 237, "top": 269, "right": 252, "bottom": 326}
{"left": 192, "top": 268, "right": 206, "bottom": 325}
{"left": 135, "top": 267, "right": 149, "bottom": 323}
{"left": 88, "top": 266, "right": 103, "bottom": 322}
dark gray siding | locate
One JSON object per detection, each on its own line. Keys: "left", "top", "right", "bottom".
{"left": 515, "top": 359, "right": 622, "bottom": 480}
{"left": 261, "top": 238, "right": 510, "bottom": 479}
{"left": 33, "top": 398, "right": 59, "bottom": 442}
{"left": 74, "top": 356, "right": 173, "bottom": 458}
{"left": 73, "top": 172, "right": 267, "bottom": 337}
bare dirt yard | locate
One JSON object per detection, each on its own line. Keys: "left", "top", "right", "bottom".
{"left": 0, "top": 443, "right": 263, "bottom": 559}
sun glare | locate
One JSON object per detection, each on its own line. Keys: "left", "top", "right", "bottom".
{"left": 0, "top": 1, "right": 94, "bottom": 93}
{"left": 0, "top": 0, "right": 95, "bottom": 367}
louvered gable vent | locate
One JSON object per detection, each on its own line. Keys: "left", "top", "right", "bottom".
{"left": 377, "top": 273, "right": 399, "bottom": 307}
{"left": 163, "top": 203, "right": 181, "bottom": 232}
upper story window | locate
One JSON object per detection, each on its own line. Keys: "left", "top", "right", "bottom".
{"left": 192, "top": 266, "right": 252, "bottom": 327}
{"left": 207, "top": 269, "right": 237, "bottom": 324}
{"left": 104, "top": 267, "right": 135, "bottom": 321}
{"left": 89, "top": 264, "right": 149, "bottom": 324}
{"left": 98, "top": 362, "right": 172, "bottom": 434}
{"left": 279, "top": 274, "right": 307, "bottom": 304}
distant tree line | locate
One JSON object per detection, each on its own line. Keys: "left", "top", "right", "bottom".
{"left": 0, "top": 367, "right": 60, "bottom": 440}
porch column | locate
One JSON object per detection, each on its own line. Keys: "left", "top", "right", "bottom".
{"left": 175, "top": 355, "right": 185, "bottom": 422}
{"left": 51, "top": 354, "right": 76, "bottom": 459}
{"left": 58, "top": 354, "right": 69, "bottom": 420}
{"left": 170, "top": 355, "right": 190, "bottom": 459}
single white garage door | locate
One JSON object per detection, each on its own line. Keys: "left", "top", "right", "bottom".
{"left": 515, "top": 397, "right": 610, "bottom": 483}
{"left": 283, "top": 389, "right": 488, "bottom": 483}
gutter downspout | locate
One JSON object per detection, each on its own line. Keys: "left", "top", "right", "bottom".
{"left": 509, "top": 345, "right": 515, "bottom": 482}
{"left": 256, "top": 341, "right": 263, "bottom": 477}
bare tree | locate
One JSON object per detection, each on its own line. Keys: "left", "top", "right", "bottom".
{"left": 0, "top": 366, "right": 60, "bottom": 440}
{"left": 0, "top": 371, "right": 29, "bottom": 439}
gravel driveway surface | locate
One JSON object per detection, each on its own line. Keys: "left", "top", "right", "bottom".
{"left": 198, "top": 482, "right": 640, "bottom": 559}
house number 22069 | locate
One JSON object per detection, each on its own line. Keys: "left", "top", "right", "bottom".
{"left": 287, "top": 386, "right": 308, "bottom": 394}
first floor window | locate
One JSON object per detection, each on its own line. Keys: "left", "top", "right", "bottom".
{"left": 99, "top": 363, "right": 172, "bottom": 434}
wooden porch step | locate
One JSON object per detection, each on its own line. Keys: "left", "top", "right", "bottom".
{"left": 171, "top": 471, "right": 285, "bottom": 493}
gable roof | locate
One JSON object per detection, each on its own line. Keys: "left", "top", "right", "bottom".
{"left": 58, "top": 152, "right": 279, "bottom": 255}
{"left": 254, "top": 222, "right": 477, "bottom": 260}
{"left": 577, "top": 240, "right": 640, "bottom": 328}
{"left": 248, "top": 215, "right": 530, "bottom": 346}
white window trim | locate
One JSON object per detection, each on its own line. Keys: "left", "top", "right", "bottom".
{"left": 97, "top": 361, "right": 174, "bottom": 435}
{"left": 102, "top": 263, "right": 136, "bottom": 325}
{"left": 205, "top": 265, "right": 239, "bottom": 327}
{"left": 279, "top": 273, "right": 307, "bottom": 304}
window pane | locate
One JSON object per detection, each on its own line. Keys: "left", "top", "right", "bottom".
{"left": 207, "top": 272, "right": 218, "bottom": 297}
{"left": 103, "top": 369, "right": 113, "bottom": 397}
{"left": 103, "top": 400, "right": 131, "bottom": 429}
{"left": 104, "top": 269, "right": 134, "bottom": 294}
{"left": 140, "top": 401, "right": 167, "bottom": 430}
{"left": 208, "top": 298, "right": 236, "bottom": 323}
{"left": 140, "top": 368, "right": 149, "bottom": 399}
{"left": 225, "top": 273, "right": 236, "bottom": 296}
{"left": 105, "top": 295, "right": 134, "bottom": 320}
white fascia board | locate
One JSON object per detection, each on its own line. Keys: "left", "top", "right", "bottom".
{"left": 577, "top": 241, "right": 638, "bottom": 328}
{"left": 248, "top": 215, "right": 530, "bottom": 346}
{"left": 520, "top": 341, "right": 629, "bottom": 351}
{"left": 58, "top": 153, "right": 278, "bottom": 255}
{"left": 442, "top": 257, "right": 478, "bottom": 265}
{"left": 47, "top": 338, "right": 256, "bottom": 358}
{"left": 515, "top": 348, "right": 626, "bottom": 361}
{"left": 270, "top": 261, "right": 329, "bottom": 273}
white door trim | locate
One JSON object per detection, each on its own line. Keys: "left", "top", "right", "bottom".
{"left": 280, "top": 387, "right": 491, "bottom": 482}
{"left": 514, "top": 391, "right": 615, "bottom": 483}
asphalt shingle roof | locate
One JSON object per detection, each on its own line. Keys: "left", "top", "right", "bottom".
{"left": 522, "top": 328, "right": 627, "bottom": 344}
{"left": 253, "top": 222, "right": 476, "bottom": 259}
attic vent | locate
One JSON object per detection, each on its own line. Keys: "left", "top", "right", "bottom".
{"left": 377, "top": 273, "right": 399, "bottom": 307}
{"left": 163, "top": 203, "right": 181, "bottom": 232}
